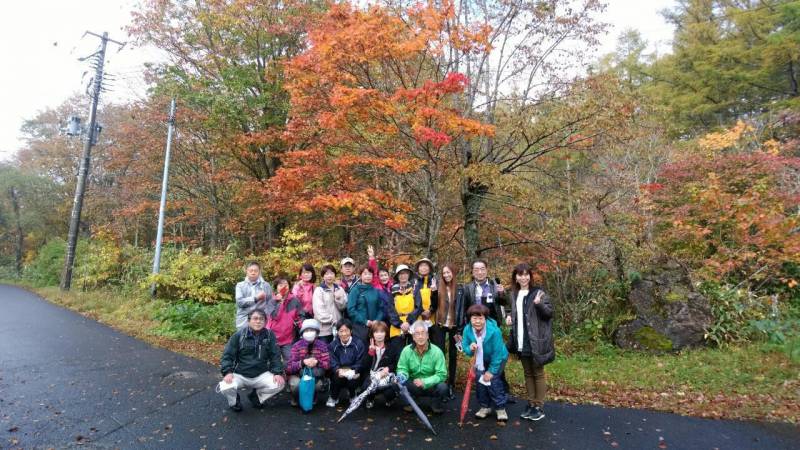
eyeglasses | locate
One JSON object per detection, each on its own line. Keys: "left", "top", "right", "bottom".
{"left": 250, "top": 317, "right": 266, "bottom": 322}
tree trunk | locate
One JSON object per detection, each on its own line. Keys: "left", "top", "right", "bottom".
{"left": 789, "top": 60, "right": 798, "bottom": 97}
{"left": 462, "top": 178, "right": 487, "bottom": 261}
{"left": 8, "top": 187, "right": 23, "bottom": 277}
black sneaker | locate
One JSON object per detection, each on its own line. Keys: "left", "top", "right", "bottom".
{"left": 447, "top": 387, "right": 456, "bottom": 401}
{"left": 248, "top": 389, "right": 264, "bottom": 409}
{"left": 520, "top": 403, "right": 533, "bottom": 419}
{"left": 230, "top": 393, "right": 243, "bottom": 412}
{"left": 526, "top": 405, "right": 545, "bottom": 421}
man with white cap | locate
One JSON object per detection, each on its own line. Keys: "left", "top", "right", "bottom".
{"left": 338, "top": 256, "right": 360, "bottom": 295}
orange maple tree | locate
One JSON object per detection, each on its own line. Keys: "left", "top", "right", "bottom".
{"left": 262, "top": 0, "right": 493, "bottom": 252}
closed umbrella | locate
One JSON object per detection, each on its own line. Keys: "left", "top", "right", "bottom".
{"left": 459, "top": 354, "right": 477, "bottom": 427}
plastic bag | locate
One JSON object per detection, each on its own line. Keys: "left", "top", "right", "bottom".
{"left": 298, "top": 367, "right": 315, "bottom": 412}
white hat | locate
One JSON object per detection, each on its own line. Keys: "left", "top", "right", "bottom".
{"left": 340, "top": 257, "right": 355, "bottom": 266}
{"left": 393, "top": 264, "right": 413, "bottom": 282}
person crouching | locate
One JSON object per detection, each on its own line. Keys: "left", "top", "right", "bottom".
{"left": 218, "top": 309, "right": 285, "bottom": 412}
{"left": 461, "top": 304, "right": 509, "bottom": 421}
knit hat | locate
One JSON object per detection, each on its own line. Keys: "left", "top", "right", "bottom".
{"left": 300, "top": 318, "right": 321, "bottom": 334}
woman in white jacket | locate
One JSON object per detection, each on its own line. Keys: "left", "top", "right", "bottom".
{"left": 313, "top": 264, "right": 348, "bottom": 343}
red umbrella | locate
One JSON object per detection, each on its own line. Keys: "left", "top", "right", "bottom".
{"left": 459, "top": 354, "right": 477, "bottom": 427}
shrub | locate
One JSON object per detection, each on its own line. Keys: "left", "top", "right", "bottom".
{"left": 153, "top": 301, "right": 235, "bottom": 342}
{"left": 148, "top": 246, "right": 241, "bottom": 304}
{"left": 701, "top": 282, "right": 771, "bottom": 346}
{"left": 74, "top": 229, "right": 122, "bottom": 289}
{"left": 23, "top": 238, "right": 81, "bottom": 287}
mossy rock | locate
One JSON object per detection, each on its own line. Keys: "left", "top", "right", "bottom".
{"left": 633, "top": 326, "right": 674, "bottom": 351}
{"left": 664, "top": 289, "right": 687, "bottom": 303}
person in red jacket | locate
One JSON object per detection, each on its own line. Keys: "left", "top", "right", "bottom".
{"left": 367, "top": 245, "right": 392, "bottom": 293}
{"left": 266, "top": 278, "right": 303, "bottom": 364}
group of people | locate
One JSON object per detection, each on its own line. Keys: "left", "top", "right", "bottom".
{"left": 218, "top": 246, "right": 555, "bottom": 424}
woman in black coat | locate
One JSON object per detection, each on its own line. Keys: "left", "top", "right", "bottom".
{"left": 506, "top": 263, "right": 554, "bottom": 422}
{"left": 360, "top": 321, "right": 400, "bottom": 408}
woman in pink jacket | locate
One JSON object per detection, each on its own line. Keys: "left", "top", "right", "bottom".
{"left": 266, "top": 278, "right": 303, "bottom": 364}
{"left": 291, "top": 263, "right": 316, "bottom": 317}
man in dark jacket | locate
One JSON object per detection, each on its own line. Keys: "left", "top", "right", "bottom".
{"left": 218, "top": 309, "right": 285, "bottom": 412}
{"left": 461, "top": 259, "right": 507, "bottom": 324}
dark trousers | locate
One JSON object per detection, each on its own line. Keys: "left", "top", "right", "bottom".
{"left": 389, "top": 334, "right": 410, "bottom": 356}
{"left": 429, "top": 324, "right": 459, "bottom": 387}
{"left": 475, "top": 368, "right": 508, "bottom": 409}
{"left": 330, "top": 375, "right": 360, "bottom": 400}
{"left": 405, "top": 382, "right": 449, "bottom": 409}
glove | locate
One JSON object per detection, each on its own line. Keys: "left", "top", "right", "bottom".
{"left": 397, "top": 373, "right": 408, "bottom": 385}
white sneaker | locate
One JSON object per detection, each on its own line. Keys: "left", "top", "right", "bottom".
{"left": 474, "top": 407, "right": 492, "bottom": 419}
{"left": 495, "top": 409, "right": 508, "bottom": 421}
{"left": 325, "top": 396, "right": 337, "bottom": 408}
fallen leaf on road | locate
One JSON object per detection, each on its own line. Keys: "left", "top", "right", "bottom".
{"left": 489, "top": 435, "right": 497, "bottom": 440}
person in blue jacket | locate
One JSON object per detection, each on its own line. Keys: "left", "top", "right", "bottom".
{"left": 327, "top": 319, "right": 366, "bottom": 407}
{"left": 461, "top": 303, "right": 509, "bottom": 421}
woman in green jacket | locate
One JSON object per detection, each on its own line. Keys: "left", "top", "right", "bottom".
{"left": 347, "top": 266, "right": 385, "bottom": 342}
{"left": 462, "top": 303, "right": 509, "bottom": 421}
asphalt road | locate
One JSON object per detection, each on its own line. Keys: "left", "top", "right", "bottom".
{"left": 0, "top": 284, "right": 797, "bottom": 449}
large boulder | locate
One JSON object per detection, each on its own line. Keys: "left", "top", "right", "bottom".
{"left": 614, "top": 259, "right": 712, "bottom": 351}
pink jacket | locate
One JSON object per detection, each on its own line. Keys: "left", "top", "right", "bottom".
{"left": 266, "top": 296, "right": 303, "bottom": 346}
{"left": 292, "top": 281, "right": 315, "bottom": 316}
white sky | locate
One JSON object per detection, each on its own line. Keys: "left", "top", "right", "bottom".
{"left": 0, "top": 0, "right": 676, "bottom": 161}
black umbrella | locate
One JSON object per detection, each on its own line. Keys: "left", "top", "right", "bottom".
{"left": 395, "top": 377, "right": 437, "bottom": 435}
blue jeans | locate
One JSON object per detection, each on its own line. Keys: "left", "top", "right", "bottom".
{"left": 475, "top": 368, "right": 507, "bottom": 409}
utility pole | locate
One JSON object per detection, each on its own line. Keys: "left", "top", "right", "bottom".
{"left": 151, "top": 99, "right": 177, "bottom": 297}
{"left": 60, "top": 31, "right": 125, "bottom": 291}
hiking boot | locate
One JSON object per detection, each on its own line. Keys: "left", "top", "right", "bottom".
{"left": 325, "top": 396, "right": 338, "bottom": 408}
{"left": 526, "top": 405, "right": 545, "bottom": 421}
{"left": 366, "top": 400, "right": 375, "bottom": 409}
{"left": 290, "top": 397, "right": 298, "bottom": 407}
{"left": 495, "top": 409, "right": 508, "bottom": 421}
{"left": 474, "top": 407, "right": 492, "bottom": 419}
{"left": 447, "top": 386, "right": 455, "bottom": 401}
{"left": 230, "top": 393, "right": 243, "bottom": 412}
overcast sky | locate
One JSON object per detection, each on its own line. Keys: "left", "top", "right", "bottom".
{"left": 0, "top": 0, "right": 676, "bottom": 161}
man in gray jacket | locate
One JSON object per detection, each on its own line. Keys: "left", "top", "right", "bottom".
{"left": 235, "top": 261, "right": 274, "bottom": 329}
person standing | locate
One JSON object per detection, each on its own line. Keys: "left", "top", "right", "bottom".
{"left": 462, "top": 259, "right": 506, "bottom": 323}
{"left": 386, "top": 264, "right": 422, "bottom": 356}
{"left": 312, "top": 265, "right": 348, "bottom": 344}
{"left": 292, "top": 263, "right": 316, "bottom": 317}
{"left": 429, "top": 264, "right": 464, "bottom": 399}
{"left": 234, "top": 261, "right": 274, "bottom": 329}
{"left": 506, "top": 263, "right": 554, "bottom": 421}
{"left": 347, "top": 266, "right": 386, "bottom": 343}
{"left": 266, "top": 278, "right": 304, "bottom": 364}
{"left": 414, "top": 258, "right": 438, "bottom": 328}
{"left": 339, "top": 257, "right": 360, "bottom": 295}
{"left": 461, "top": 304, "right": 509, "bottom": 421}
{"left": 218, "top": 310, "right": 285, "bottom": 412}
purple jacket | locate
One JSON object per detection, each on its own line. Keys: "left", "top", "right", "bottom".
{"left": 286, "top": 339, "right": 331, "bottom": 375}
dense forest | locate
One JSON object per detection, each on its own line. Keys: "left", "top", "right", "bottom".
{"left": 1, "top": 0, "right": 798, "bottom": 354}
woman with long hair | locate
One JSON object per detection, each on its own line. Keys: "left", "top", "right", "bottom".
{"left": 429, "top": 264, "right": 464, "bottom": 398}
{"left": 506, "top": 263, "right": 554, "bottom": 421}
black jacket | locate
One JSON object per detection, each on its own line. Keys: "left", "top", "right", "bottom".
{"left": 221, "top": 327, "right": 283, "bottom": 378}
{"left": 462, "top": 279, "right": 507, "bottom": 324}
{"left": 360, "top": 342, "right": 400, "bottom": 373}
{"left": 508, "top": 287, "right": 555, "bottom": 367}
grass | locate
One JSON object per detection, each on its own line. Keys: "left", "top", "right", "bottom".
{"left": 9, "top": 282, "right": 799, "bottom": 423}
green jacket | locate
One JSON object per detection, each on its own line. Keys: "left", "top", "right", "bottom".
{"left": 220, "top": 327, "right": 283, "bottom": 378}
{"left": 396, "top": 342, "right": 447, "bottom": 389}
{"left": 347, "top": 282, "right": 385, "bottom": 326}
{"left": 462, "top": 318, "right": 508, "bottom": 375}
